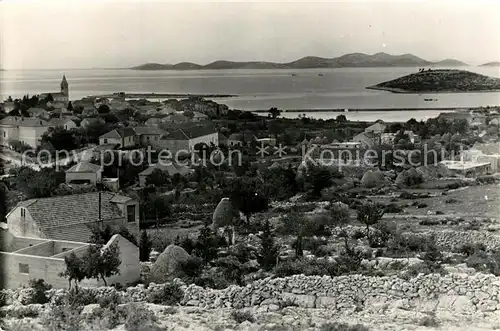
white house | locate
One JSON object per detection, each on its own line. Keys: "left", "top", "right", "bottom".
{"left": 0, "top": 116, "right": 52, "bottom": 148}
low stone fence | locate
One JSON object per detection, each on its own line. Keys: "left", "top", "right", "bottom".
{"left": 180, "top": 274, "right": 500, "bottom": 314}
{"left": 2, "top": 274, "right": 499, "bottom": 316}
{"left": 330, "top": 225, "right": 500, "bottom": 252}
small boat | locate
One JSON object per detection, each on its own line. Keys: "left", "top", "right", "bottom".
{"left": 318, "top": 73, "right": 324, "bottom": 76}
{"left": 424, "top": 98, "right": 438, "bottom": 101}
{"left": 291, "top": 73, "right": 297, "bottom": 76}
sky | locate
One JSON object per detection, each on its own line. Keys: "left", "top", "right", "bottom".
{"left": 1, "top": 0, "right": 499, "bottom": 69}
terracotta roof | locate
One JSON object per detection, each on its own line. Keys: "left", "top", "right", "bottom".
{"left": 66, "top": 161, "right": 102, "bottom": 173}
{"left": 0, "top": 116, "right": 50, "bottom": 127}
{"left": 27, "top": 108, "right": 49, "bottom": 116}
{"left": 139, "top": 163, "right": 192, "bottom": 177}
{"left": 43, "top": 224, "right": 94, "bottom": 242}
{"left": 15, "top": 192, "right": 132, "bottom": 234}
{"left": 161, "top": 124, "right": 216, "bottom": 141}
{"left": 49, "top": 118, "right": 75, "bottom": 127}
{"left": 99, "top": 127, "right": 136, "bottom": 139}
{"left": 133, "top": 126, "right": 165, "bottom": 135}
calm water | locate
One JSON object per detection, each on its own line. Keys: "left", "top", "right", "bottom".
{"left": 1, "top": 67, "right": 499, "bottom": 121}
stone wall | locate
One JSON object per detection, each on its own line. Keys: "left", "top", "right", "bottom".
{"left": 330, "top": 225, "right": 500, "bottom": 251}
{"left": 3, "top": 274, "right": 499, "bottom": 316}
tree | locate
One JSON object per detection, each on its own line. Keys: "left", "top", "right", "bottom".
{"left": 227, "top": 177, "right": 269, "bottom": 225}
{"left": 67, "top": 101, "right": 73, "bottom": 111}
{"left": 356, "top": 202, "right": 384, "bottom": 242}
{"left": 41, "top": 126, "right": 77, "bottom": 151}
{"left": 139, "top": 230, "right": 152, "bottom": 262}
{"left": 83, "top": 242, "right": 121, "bottom": 286}
{"left": 144, "top": 194, "right": 171, "bottom": 223}
{"left": 145, "top": 169, "right": 170, "bottom": 187}
{"left": 183, "top": 110, "right": 194, "bottom": 118}
{"left": 98, "top": 104, "right": 110, "bottom": 114}
{"left": 59, "top": 252, "right": 86, "bottom": 290}
{"left": 46, "top": 93, "right": 54, "bottom": 102}
{"left": 336, "top": 114, "right": 347, "bottom": 123}
{"left": 303, "top": 165, "right": 333, "bottom": 197}
{"left": 268, "top": 107, "right": 281, "bottom": 119}
{"left": 193, "top": 225, "right": 226, "bottom": 264}
{"left": 258, "top": 220, "right": 279, "bottom": 270}
{"left": 328, "top": 202, "right": 351, "bottom": 250}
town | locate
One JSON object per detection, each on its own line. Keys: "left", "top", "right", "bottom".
{"left": 1, "top": 75, "right": 500, "bottom": 330}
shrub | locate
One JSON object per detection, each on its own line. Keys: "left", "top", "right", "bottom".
{"left": 213, "top": 256, "right": 244, "bottom": 285}
{"left": 42, "top": 301, "right": 84, "bottom": 330}
{"left": 419, "top": 313, "right": 440, "bottom": 327}
{"left": 147, "top": 283, "right": 184, "bottom": 305}
{"left": 419, "top": 219, "right": 440, "bottom": 226}
{"left": 178, "top": 256, "right": 204, "bottom": 282}
{"left": 8, "top": 305, "right": 40, "bottom": 319}
{"left": 466, "top": 250, "right": 500, "bottom": 275}
{"left": 383, "top": 203, "right": 403, "bottom": 213}
{"left": 0, "top": 291, "right": 6, "bottom": 307}
{"left": 231, "top": 310, "right": 255, "bottom": 323}
{"left": 320, "top": 322, "right": 370, "bottom": 331}
{"left": 351, "top": 229, "right": 365, "bottom": 240}
{"left": 457, "top": 243, "right": 486, "bottom": 257}
{"left": 63, "top": 287, "right": 99, "bottom": 307}
{"left": 123, "top": 303, "right": 161, "bottom": 331}
{"left": 98, "top": 291, "right": 122, "bottom": 309}
{"left": 28, "top": 278, "right": 52, "bottom": 305}
{"left": 445, "top": 198, "right": 459, "bottom": 204}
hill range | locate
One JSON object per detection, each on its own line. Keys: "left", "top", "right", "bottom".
{"left": 131, "top": 53, "right": 471, "bottom": 70}
{"left": 367, "top": 69, "right": 500, "bottom": 93}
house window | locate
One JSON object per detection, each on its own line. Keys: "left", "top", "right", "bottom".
{"left": 127, "top": 205, "right": 136, "bottom": 223}
{"left": 19, "top": 263, "right": 29, "bottom": 274}
{"left": 21, "top": 208, "right": 25, "bottom": 218}
{"left": 3, "top": 132, "right": 5, "bottom": 137}
{"left": 104, "top": 139, "right": 108, "bottom": 144}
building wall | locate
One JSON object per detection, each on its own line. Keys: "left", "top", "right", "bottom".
{"left": 99, "top": 137, "right": 122, "bottom": 147}
{"left": 63, "top": 121, "right": 77, "bottom": 131}
{"left": 138, "top": 134, "right": 162, "bottom": 148}
{"left": 157, "top": 139, "right": 190, "bottom": 155}
{"left": 18, "top": 126, "right": 50, "bottom": 147}
{"left": 0, "top": 234, "right": 140, "bottom": 289}
{"left": 65, "top": 171, "right": 101, "bottom": 184}
{"left": 0, "top": 126, "right": 19, "bottom": 146}
{"left": 7, "top": 208, "right": 45, "bottom": 238}
{"left": 188, "top": 132, "right": 219, "bottom": 150}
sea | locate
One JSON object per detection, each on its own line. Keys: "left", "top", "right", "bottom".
{"left": 1, "top": 66, "right": 500, "bottom": 122}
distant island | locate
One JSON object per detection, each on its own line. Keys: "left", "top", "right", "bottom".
{"left": 131, "top": 52, "right": 469, "bottom": 70}
{"left": 367, "top": 69, "right": 500, "bottom": 93}
{"left": 480, "top": 61, "right": 500, "bottom": 67}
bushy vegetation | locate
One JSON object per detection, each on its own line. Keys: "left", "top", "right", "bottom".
{"left": 147, "top": 283, "right": 184, "bottom": 305}
{"left": 231, "top": 310, "right": 255, "bottom": 323}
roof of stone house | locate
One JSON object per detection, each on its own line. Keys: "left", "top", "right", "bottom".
{"left": 365, "top": 122, "right": 386, "bottom": 132}
{"left": 43, "top": 224, "right": 94, "bottom": 242}
{"left": 193, "top": 111, "right": 208, "bottom": 118}
{"left": 82, "top": 117, "right": 105, "bottom": 124}
{"left": 27, "top": 107, "right": 49, "bottom": 116}
{"left": 227, "top": 133, "right": 257, "bottom": 141}
{"left": 353, "top": 131, "right": 377, "bottom": 140}
{"left": 99, "top": 127, "right": 136, "bottom": 139}
{"left": 66, "top": 161, "right": 102, "bottom": 173}
{"left": 13, "top": 192, "right": 133, "bottom": 237}
{"left": 161, "top": 124, "right": 216, "bottom": 140}
{"left": 145, "top": 118, "right": 161, "bottom": 124}
{"left": 49, "top": 118, "right": 75, "bottom": 127}
{"left": 163, "top": 114, "right": 190, "bottom": 122}
{"left": 139, "top": 163, "right": 193, "bottom": 177}
{"left": 133, "top": 126, "right": 165, "bottom": 135}
{"left": 0, "top": 116, "right": 50, "bottom": 127}
{"left": 471, "top": 142, "right": 500, "bottom": 155}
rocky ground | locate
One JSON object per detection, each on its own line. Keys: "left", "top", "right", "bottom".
{"left": 2, "top": 303, "right": 500, "bottom": 331}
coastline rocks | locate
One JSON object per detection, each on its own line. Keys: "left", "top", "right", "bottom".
{"left": 361, "top": 170, "right": 386, "bottom": 188}
{"left": 148, "top": 245, "right": 190, "bottom": 283}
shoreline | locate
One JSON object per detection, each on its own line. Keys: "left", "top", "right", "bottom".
{"left": 97, "top": 92, "right": 236, "bottom": 98}
{"left": 252, "top": 106, "right": 482, "bottom": 113}
{"left": 366, "top": 85, "right": 500, "bottom": 94}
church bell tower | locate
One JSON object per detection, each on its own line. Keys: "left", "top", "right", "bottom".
{"left": 60, "top": 74, "right": 69, "bottom": 96}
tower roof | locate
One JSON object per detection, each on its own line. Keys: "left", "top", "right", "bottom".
{"left": 61, "top": 74, "right": 68, "bottom": 86}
